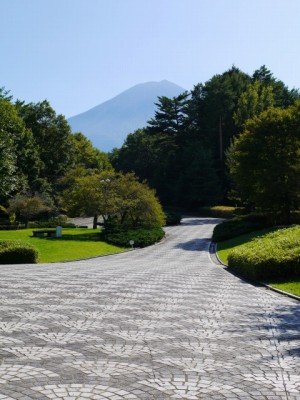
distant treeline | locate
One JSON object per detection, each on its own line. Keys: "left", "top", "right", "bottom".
{"left": 0, "top": 90, "right": 112, "bottom": 212}
{"left": 110, "top": 65, "right": 299, "bottom": 212}
{"left": 1, "top": 65, "right": 299, "bottom": 221}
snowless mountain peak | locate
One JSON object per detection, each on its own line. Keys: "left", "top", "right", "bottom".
{"left": 68, "top": 80, "right": 186, "bottom": 152}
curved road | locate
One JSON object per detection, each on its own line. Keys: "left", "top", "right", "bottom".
{"left": 0, "top": 217, "right": 299, "bottom": 399}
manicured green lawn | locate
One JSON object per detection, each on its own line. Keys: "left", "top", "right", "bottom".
{"left": 216, "top": 227, "right": 300, "bottom": 298}
{"left": 0, "top": 228, "right": 127, "bottom": 263}
{"left": 268, "top": 280, "right": 300, "bottom": 297}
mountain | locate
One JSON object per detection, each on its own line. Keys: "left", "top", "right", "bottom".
{"left": 68, "top": 80, "right": 186, "bottom": 152}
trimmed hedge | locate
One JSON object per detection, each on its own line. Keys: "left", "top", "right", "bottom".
{"left": 165, "top": 212, "right": 182, "bottom": 226}
{"left": 28, "top": 221, "right": 76, "bottom": 229}
{"left": 227, "top": 226, "right": 300, "bottom": 281}
{"left": 212, "top": 213, "right": 274, "bottom": 242}
{"left": 104, "top": 226, "right": 165, "bottom": 248}
{"left": 0, "top": 240, "right": 39, "bottom": 264}
{"left": 0, "top": 224, "right": 26, "bottom": 230}
{"left": 199, "top": 206, "right": 246, "bottom": 219}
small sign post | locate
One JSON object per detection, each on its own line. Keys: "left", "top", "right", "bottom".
{"left": 56, "top": 226, "right": 62, "bottom": 238}
{"left": 129, "top": 240, "right": 134, "bottom": 249}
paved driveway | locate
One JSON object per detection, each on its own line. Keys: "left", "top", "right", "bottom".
{"left": 0, "top": 217, "right": 299, "bottom": 399}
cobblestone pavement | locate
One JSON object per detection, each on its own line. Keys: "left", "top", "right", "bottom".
{"left": 0, "top": 217, "right": 300, "bottom": 399}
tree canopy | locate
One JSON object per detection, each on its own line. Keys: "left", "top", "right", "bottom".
{"left": 0, "top": 93, "right": 112, "bottom": 212}
{"left": 227, "top": 101, "right": 300, "bottom": 222}
{"left": 111, "top": 65, "right": 299, "bottom": 210}
{"left": 1, "top": 64, "right": 299, "bottom": 221}
{"left": 61, "top": 171, "right": 165, "bottom": 229}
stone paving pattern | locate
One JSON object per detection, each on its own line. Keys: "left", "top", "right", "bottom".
{"left": 0, "top": 217, "right": 299, "bottom": 399}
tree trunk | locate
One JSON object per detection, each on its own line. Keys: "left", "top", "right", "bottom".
{"left": 219, "top": 115, "right": 223, "bottom": 162}
{"left": 93, "top": 214, "right": 98, "bottom": 229}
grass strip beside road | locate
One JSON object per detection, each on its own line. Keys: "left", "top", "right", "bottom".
{"left": 0, "top": 228, "right": 126, "bottom": 263}
{"left": 216, "top": 227, "right": 300, "bottom": 298}
{"left": 216, "top": 228, "right": 276, "bottom": 265}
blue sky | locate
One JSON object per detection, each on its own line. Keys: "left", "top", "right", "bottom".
{"left": 1, "top": 0, "right": 300, "bottom": 118}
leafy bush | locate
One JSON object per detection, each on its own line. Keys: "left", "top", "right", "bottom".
{"left": 0, "top": 240, "right": 39, "bottom": 264}
{"left": 49, "top": 214, "right": 69, "bottom": 225}
{"left": 0, "top": 224, "right": 26, "bottom": 230}
{"left": 227, "top": 226, "right": 300, "bottom": 281}
{"left": 165, "top": 212, "right": 182, "bottom": 226}
{"left": 291, "top": 211, "right": 300, "bottom": 224}
{"left": 0, "top": 205, "right": 9, "bottom": 218}
{"left": 104, "top": 225, "right": 165, "bottom": 248}
{"left": 199, "top": 206, "right": 245, "bottom": 219}
{"left": 28, "top": 221, "right": 76, "bottom": 228}
{"left": 212, "top": 213, "right": 274, "bottom": 242}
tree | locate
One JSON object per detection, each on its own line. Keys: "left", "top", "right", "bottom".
{"left": 227, "top": 101, "right": 300, "bottom": 222}
{"left": 71, "top": 132, "right": 112, "bottom": 171}
{"left": 0, "top": 99, "right": 30, "bottom": 201}
{"left": 252, "top": 65, "right": 299, "bottom": 108}
{"left": 0, "top": 86, "right": 13, "bottom": 101}
{"left": 112, "top": 173, "right": 165, "bottom": 227}
{"left": 147, "top": 92, "right": 190, "bottom": 139}
{"left": 110, "top": 129, "right": 157, "bottom": 181}
{"left": 15, "top": 100, "right": 74, "bottom": 195}
{"left": 233, "top": 81, "right": 275, "bottom": 129}
{"left": 61, "top": 171, "right": 165, "bottom": 229}
{"left": 107, "top": 65, "right": 300, "bottom": 209}
{"left": 146, "top": 93, "right": 193, "bottom": 203}
{"left": 8, "top": 193, "right": 52, "bottom": 227}
{"left": 191, "top": 66, "right": 251, "bottom": 161}
{"left": 0, "top": 131, "right": 19, "bottom": 202}
{"left": 176, "top": 146, "right": 222, "bottom": 208}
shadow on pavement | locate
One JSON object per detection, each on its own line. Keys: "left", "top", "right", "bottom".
{"left": 174, "top": 238, "right": 211, "bottom": 251}
{"left": 251, "top": 304, "right": 300, "bottom": 358}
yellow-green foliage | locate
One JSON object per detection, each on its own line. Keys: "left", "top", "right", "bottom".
{"left": 199, "top": 206, "right": 245, "bottom": 219}
{"left": 0, "top": 240, "right": 39, "bottom": 264}
{"left": 228, "top": 226, "right": 300, "bottom": 280}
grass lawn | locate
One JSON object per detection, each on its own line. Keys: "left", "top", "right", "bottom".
{"left": 216, "top": 227, "right": 300, "bottom": 298}
{"left": 267, "top": 280, "right": 300, "bottom": 297}
{"left": 0, "top": 228, "right": 127, "bottom": 263}
{"left": 216, "top": 227, "right": 277, "bottom": 265}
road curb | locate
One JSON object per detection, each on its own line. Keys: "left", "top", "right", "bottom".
{"left": 210, "top": 241, "right": 300, "bottom": 302}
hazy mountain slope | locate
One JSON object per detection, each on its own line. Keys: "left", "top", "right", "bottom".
{"left": 68, "top": 80, "right": 185, "bottom": 152}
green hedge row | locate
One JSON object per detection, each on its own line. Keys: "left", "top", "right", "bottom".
{"left": 105, "top": 226, "right": 165, "bottom": 248}
{"left": 0, "top": 224, "right": 26, "bottom": 230}
{"left": 0, "top": 240, "right": 39, "bottom": 264}
{"left": 198, "top": 206, "right": 246, "bottom": 219}
{"left": 164, "top": 212, "right": 182, "bottom": 226}
{"left": 212, "top": 213, "right": 274, "bottom": 242}
{"left": 227, "top": 226, "right": 300, "bottom": 281}
{"left": 28, "top": 221, "right": 76, "bottom": 228}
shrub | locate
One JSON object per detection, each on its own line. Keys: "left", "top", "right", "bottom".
{"left": 0, "top": 240, "right": 39, "bottom": 264}
{"left": 165, "top": 212, "right": 182, "bottom": 226}
{"left": 291, "top": 211, "right": 300, "bottom": 224}
{"left": 0, "top": 224, "right": 26, "bottom": 230}
{"left": 28, "top": 221, "right": 76, "bottom": 229}
{"left": 0, "top": 205, "right": 9, "bottom": 218}
{"left": 104, "top": 225, "right": 165, "bottom": 248}
{"left": 227, "top": 226, "right": 300, "bottom": 281}
{"left": 212, "top": 213, "right": 274, "bottom": 242}
{"left": 49, "top": 214, "right": 69, "bottom": 225}
{"left": 198, "top": 206, "right": 246, "bottom": 219}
